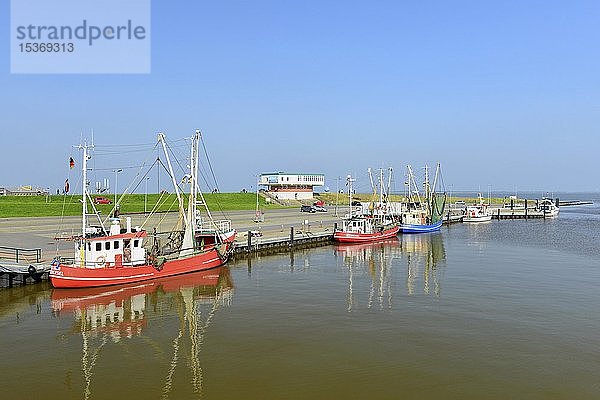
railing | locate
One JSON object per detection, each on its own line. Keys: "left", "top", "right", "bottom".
{"left": 197, "top": 220, "right": 232, "bottom": 233}
{"left": 0, "top": 246, "right": 42, "bottom": 263}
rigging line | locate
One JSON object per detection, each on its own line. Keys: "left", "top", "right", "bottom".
{"left": 197, "top": 132, "right": 231, "bottom": 221}
{"left": 102, "top": 141, "right": 160, "bottom": 226}
{"left": 92, "top": 165, "right": 146, "bottom": 172}
{"left": 199, "top": 131, "right": 220, "bottom": 194}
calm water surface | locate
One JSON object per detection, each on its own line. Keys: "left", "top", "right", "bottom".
{"left": 1, "top": 194, "right": 600, "bottom": 399}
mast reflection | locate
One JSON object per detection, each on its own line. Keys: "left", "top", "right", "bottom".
{"left": 335, "top": 233, "right": 447, "bottom": 310}
{"left": 335, "top": 238, "right": 402, "bottom": 311}
{"left": 51, "top": 267, "right": 234, "bottom": 400}
{"left": 401, "top": 233, "right": 446, "bottom": 297}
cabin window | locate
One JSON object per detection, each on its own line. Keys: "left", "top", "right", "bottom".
{"left": 114, "top": 241, "right": 120, "bottom": 249}
{"left": 87, "top": 242, "right": 91, "bottom": 251}
{"left": 96, "top": 242, "right": 101, "bottom": 251}
{"left": 134, "top": 239, "right": 139, "bottom": 247}
{"left": 105, "top": 241, "right": 110, "bottom": 250}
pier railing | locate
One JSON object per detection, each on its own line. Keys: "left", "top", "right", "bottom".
{"left": 0, "top": 246, "right": 42, "bottom": 263}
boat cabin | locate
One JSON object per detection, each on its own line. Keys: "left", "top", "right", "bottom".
{"left": 342, "top": 217, "right": 375, "bottom": 235}
{"left": 74, "top": 218, "right": 148, "bottom": 268}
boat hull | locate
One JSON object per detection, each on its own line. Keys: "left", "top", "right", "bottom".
{"left": 400, "top": 220, "right": 443, "bottom": 233}
{"left": 50, "top": 246, "right": 229, "bottom": 289}
{"left": 333, "top": 225, "right": 400, "bottom": 243}
{"left": 463, "top": 215, "right": 492, "bottom": 223}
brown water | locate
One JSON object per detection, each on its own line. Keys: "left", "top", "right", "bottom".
{"left": 1, "top": 201, "right": 600, "bottom": 399}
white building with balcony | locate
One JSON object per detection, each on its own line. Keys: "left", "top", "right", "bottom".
{"left": 259, "top": 172, "right": 325, "bottom": 200}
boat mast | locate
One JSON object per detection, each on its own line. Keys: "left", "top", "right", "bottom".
{"left": 347, "top": 174, "right": 355, "bottom": 215}
{"left": 379, "top": 168, "right": 384, "bottom": 205}
{"left": 76, "top": 141, "right": 93, "bottom": 238}
{"left": 424, "top": 164, "right": 430, "bottom": 202}
{"left": 386, "top": 167, "right": 393, "bottom": 202}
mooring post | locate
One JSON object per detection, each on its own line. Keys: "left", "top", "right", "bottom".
{"left": 525, "top": 199, "right": 528, "bottom": 219}
{"left": 15, "top": 249, "right": 19, "bottom": 263}
{"left": 555, "top": 197, "right": 560, "bottom": 207}
{"left": 510, "top": 199, "right": 514, "bottom": 210}
{"left": 334, "top": 222, "right": 337, "bottom": 232}
{"left": 290, "top": 226, "right": 294, "bottom": 247}
{"left": 247, "top": 230, "right": 252, "bottom": 253}
{"left": 497, "top": 208, "right": 500, "bottom": 220}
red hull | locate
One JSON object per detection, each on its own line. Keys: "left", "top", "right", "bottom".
{"left": 333, "top": 225, "right": 400, "bottom": 243}
{"left": 50, "top": 246, "right": 229, "bottom": 289}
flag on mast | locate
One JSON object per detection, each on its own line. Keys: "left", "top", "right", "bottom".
{"left": 69, "top": 157, "right": 75, "bottom": 169}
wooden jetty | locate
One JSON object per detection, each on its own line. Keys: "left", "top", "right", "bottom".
{"left": 233, "top": 227, "right": 334, "bottom": 257}
{"left": 0, "top": 246, "right": 50, "bottom": 287}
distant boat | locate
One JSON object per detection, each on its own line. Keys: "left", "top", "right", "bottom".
{"left": 539, "top": 197, "right": 559, "bottom": 218}
{"left": 400, "top": 163, "right": 446, "bottom": 233}
{"left": 334, "top": 170, "right": 400, "bottom": 243}
{"left": 463, "top": 193, "right": 492, "bottom": 223}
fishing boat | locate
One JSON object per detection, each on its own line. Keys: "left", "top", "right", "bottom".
{"left": 49, "top": 131, "right": 236, "bottom": 289}
{"left": 334, "top": 169, "right": 400, "bottom": 243}
{"left": 539, "top": 197, "right": 559, "bottom": 218}
{"left": 400, "top": 163, "right": 446, "bottom": 233}
{"left": 462, "top": 193, "right": 492, "bottom": 223}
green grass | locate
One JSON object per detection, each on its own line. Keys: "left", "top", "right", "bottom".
{"left": 0, "top": 193, "right": 283, "bottom": 218}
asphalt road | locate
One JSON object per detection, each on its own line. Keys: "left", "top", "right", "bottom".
{"left": 0, "top": 206, "right": 350, "bottom": 260}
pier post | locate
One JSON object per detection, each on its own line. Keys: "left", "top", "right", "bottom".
{"left": 555, "top": 198, "right": 560, "bottom": 207}
{"left": 334, "top": 223, "right": 337, "bottom": 232}
{"left": 525, "top": 199, "right": 528, "bottom": 219}
{"left": 290, "top": 227, "right": 294, "bottom": 247}
{"left": 247, "top": 231, "right": 252, "bottom": 253}
{"left": 510, "top": 199, "right": 514, "bottom": 210}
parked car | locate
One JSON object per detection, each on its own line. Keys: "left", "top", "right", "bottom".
{"left": 313, "top": 205, "right": 327, "bottom": 212}
{"left": 351, "top": 200, "right": 362, "bottom": 206}
{"left": 94, "top": 197, "right": 112, "bottom": 205}
{"left": 300, "top": 205, "right": 316, "bottom": 213}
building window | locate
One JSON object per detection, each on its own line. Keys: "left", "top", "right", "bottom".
{"left": 105, "top": 242, "right": 110, "bottom": 250}
{"left": 114, "top": 241, "right": 120, "bottom": 249}
{"left": 96, "top": 242, "right": 101, "bottom": 251}
{"left": 134, "top": 239, "right": 139, "bottom": 247}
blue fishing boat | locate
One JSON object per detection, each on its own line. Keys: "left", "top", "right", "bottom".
{"left": 400, "top": 163, "right": 446, "bottom": 234}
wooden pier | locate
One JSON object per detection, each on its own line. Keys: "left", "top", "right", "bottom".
{"left": 233, "top": 227, "right": 334, "bottom": 257}
{"left": 0, "top": 246, "right": 50, "bottom": 287}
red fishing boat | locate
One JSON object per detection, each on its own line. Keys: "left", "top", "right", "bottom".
{"left": 50, "top": 131, "right": 236, "bottom": 289}
{"left": 334, "top": 170, "right": 399, "bottom": 243}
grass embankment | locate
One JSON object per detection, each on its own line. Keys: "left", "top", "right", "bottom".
{"left": 0, "top": 193, "right": 282, "bottom": 218}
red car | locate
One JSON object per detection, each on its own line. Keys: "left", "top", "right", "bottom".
{"left": 94, "top": 197, "right": 112, "bottom": 205}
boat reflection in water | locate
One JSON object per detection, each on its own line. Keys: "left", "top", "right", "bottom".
{"left": 335, "top": 233, "right": 446, "bottom": 309}
{"left": 51, "top": 266, "right": 234, "bottom": 400}
{"left": 400, "top": 232, "right": 446, "bottom": 297}
{"left": 335, "top": 237, "right": 402, "bottom": 311}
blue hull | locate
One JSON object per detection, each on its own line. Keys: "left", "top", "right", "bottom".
{"left": 400, "top": 220, "right": 442, "bottom": 233}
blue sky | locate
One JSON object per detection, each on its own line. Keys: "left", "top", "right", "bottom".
{"left": 1, "top": 1, "right": 599, "bottom": 193}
